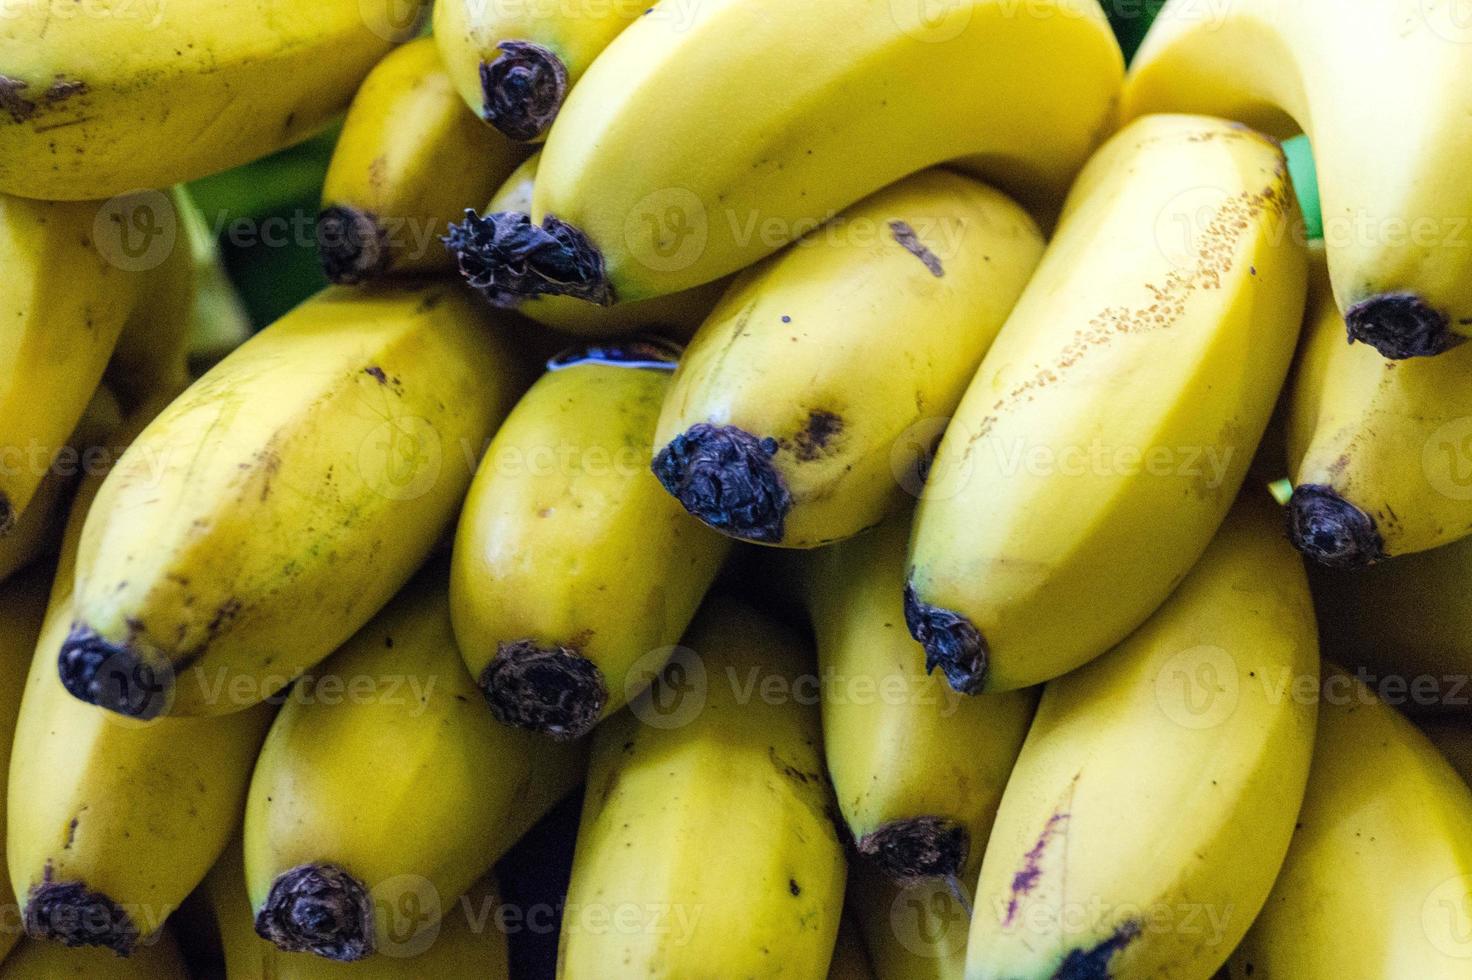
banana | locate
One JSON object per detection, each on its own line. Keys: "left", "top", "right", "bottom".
{"left": 968, "top": 496, "right": 1319, "bottom": 979}
{"left": 788, "top": 510, "right": 1036, "bottom": 884}
{"left": 60, "top": 283, "right": 525, "bottom": 719}
{"left": 180, "top": 190, "right": 254, "bottom": 374}
{"left": 847, "top": 861, "right": 971, "bottom": 980}
{"left": 467, "top": 151, "right": 728, "bottom": 338}
{"left": 1224, "top": 666, "right": 1472, "bottom": 978}
{"left": 651, "top": 168, "right": 1043, "bottom": 548}
{"left": 1123, "top": 0, "right": 1472, "bottom": 360}
{"left": 318, "top": 38, "right": 527, "bottom": 285}
{"left": 905, "top": 114, "right": 1307, "bottom": 694}
{"left": 450, "top": 340, "right": 730, "bottom": 740}
{"left": 442, "top": 0, "right": 1122, "bottom": 304}
{"left": 0, "top": 933, "right": 188, "bottom": 979}
{"left": 829, "top": 913, "right": 877, "bottom": 980}
{"left": 0, "top": 1, "right": 421, "bottom": 200}
{"left": 245, "top": 570, "right": 586, "bottom": 962}
{"left": 9, "top": 411, "right": 275, "bottom": 957}
{"left": 1286, "top": 251, "right": 1472, "bottom": 568}
{"left": 433, "top": 0, "right": 642, "bottom": 141}
{"left": 557, "top": 597, "right": 847, "bottom": 978}
{"left": 0, "top": 196, "right": 147, "bottom": 533}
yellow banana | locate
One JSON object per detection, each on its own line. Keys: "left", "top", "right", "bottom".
{"left": 1224, "top": 666, "right": 1472, "bottom": 978}
{"left": 905, "top": 114, "right": 1307, "bottom": 694}
{"left": 1286, "top": 252, "right": 1472, "bottom": 567}
{"left": 181, "top": 191, "right": 255, "bottom": 375}
{"left": 0, "top": 1, "right": 421, "bottom": 200}
{"left": 9, "top": 413, "right": 274, "bottom": 957}
{"left": 557, "top": 598, "right": 847, "bottom": 978}
{"left": 967, "top": 496, "right": 1319, "bottom": 978}
{"left": 451, "top": 340, "right": 730, "bottom": 740}
{"left": 789, "top": 510, "right": 1035, "bottom": 883}
{"left": 829, "top": 914, "right": 877, "bottom": 980}
{"left": 651, "top": 168, "right": 1043, "bottom": 548}
{"left": 470, "top": 152, "right": 728, "bottom": 338}
{"left": 433, "top": 0, "right": 641, "bottom": 141}
{"left": 61, "top": 283, "right": 525, "bottom": 719}
{"left": 443, "top": 0, "right": 1121, "bottom": 304}
{"left": 245, "top": 570, "right": 586, "bottom": 962}
{"left": 847, "top": 861, "right": 971, "bottom": 980}
{"left": 1124, "top": 0, "right": 1472, "bottom": 360}
{"left": 0, "top": 933, "right": 188, "bottom": 979}
{"left": 318, "top": 38, "right": 526, "bottom": 285}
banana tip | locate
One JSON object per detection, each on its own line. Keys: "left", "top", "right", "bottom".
{"left": 1344, "top": 293, "right": 1462, "bottom": 359}
{"left": 316, "top": 206, "right": 390, "bottom": 285}
{"left": 25, "top": 881, "right": 139, "bottom": 955}
{"left": 57, "top": 624, "right": 172, "bottom": 719}
{"left": 255, "top": 864, "right": 375, "bottom": 962}
{"left": 903, "top": 584, "right": 988, "bottom": 695}
{"left": 856, "top": 817, "right": 970, "bottom": 885}
{"left": 1286, "top": 484, "right": 1387, "bottom": 569}
{"left": 651, "top": 423, "right": 792, "bottom": 544}
{"left": 481, "top": 41, "right": 569, "bottom": 142}
{"left": 442, "top": 210, "right": 614, "bottom": 306}
{"left": 480, "top": 640, "right": 608, "bottom": 741}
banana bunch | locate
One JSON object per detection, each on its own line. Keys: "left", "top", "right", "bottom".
{"left": 444, "top": 0, "right": 1122, "bottom": 304}
{"left": 451, "top": 340, "right": 730, "bottom": 741}
{"left": 62, "top": 284, "right": 525, "bottom": 719}
{"left": 0, "top": 0, "right": 420, "bottom": 200}
{"left": 1125, "top": 0, "right": 1472, "bottom": 359}
{"left": 245, "top": 570, "right": 585, "bottom": 961}
{"left": 906, "top": 113, "right": 1307, "bottom": 695}
{"left": 558, "top": 598, "right": 847, "bottom": 978}
{"left": 651, "top": 169, "right": 1044, "bottom": 548}
{"left": 1224, "top": 667, "right": 1472, "bottom": 977}
{"left": 969, "top": 497, "right": 1319, "bottom": 978}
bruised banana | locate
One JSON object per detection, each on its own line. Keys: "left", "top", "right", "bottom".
{"left": 0, "top": 0, "right": 420, "bottom": 200}
{"left": 60, "top": 284, "right": 524, "bottom": 720}
{"left": 463, "top": 151, "right": 728, "bottom": 338}
{"left": 0, "top": 933, "right": 188, "bottom": 979}
{"left": 434, "top": 0, "right": 641, "bottom": 141}
{"left": 1286, "top": 251, "right": 1472, "bottom": 568}
{"left": 1224, "top": 667, "right": 1472, "bottom": 979}
{"left": 245, "top": 571, "right": 585, "bottom": 962}
{"left": 451, "top": 341, "right": 730, "bottom": 741}
{"left": 444, "top": 0, "right": 1121, "bottom": 303}
{"left": 968, "top": 497, "right": 1319, "bottom": 979}
{"left": 318, "top": 38, "right": 527, "bottom": 285}
{"left": 789, "top": 511, "right": 1035, "bottom": 884}
{"left": 558, "top": 598, "right": 846, "bottom": 978}
{"left": 651, "top": 169, "right": 1043, "bottom": 549}
{"left": 905, "top": 114, "right": 1308, "bottom": 694}
{"left": 1125, "top": 0, "right": 1472, "bottom": 359}
{"left": 9, "top": 414, "right": 274, "bottom": 957}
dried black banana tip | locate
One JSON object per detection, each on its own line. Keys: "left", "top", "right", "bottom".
{"left": 480, "top": 640, "right": 609, "bottom": 741}
{"left": 651, "top": 424, "right": 792, "bottom": 544}
{"left": 1345, "top": 292, "right": 1463, "bottom": 359}
{"left": 255, "top": 864, "right": 375, "bottom": 962}
{"left": 25, "top": 881, "right": 140, "bottom": 955}
{"left": 480, "top": 41, "right": 569, "bottom": 142}
{"left": 903, "top": 584, "right": 988, "bottom": 695}
{"left": 1287, "top": 484, "right": 1388, "bottom": 569}
{"left": 443, "top": 210, "right": 614, "bottom": 306}
{"left": 856, "top": 818, "right": 971, "bottom": 885}
{"left": 316, "top": 206, "right": 390, "bottom": 285}
{"left": 56, "top": 624, "right": 171, "bottom": 720}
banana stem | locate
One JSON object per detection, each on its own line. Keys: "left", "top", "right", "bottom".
{"left": 1345, "top": 293, "right": 1463, "bottom": 359}
{"left": 480, "top": 640, "right": 609, "bottom": 741}
{"left": 651, "top": 424, "right": 793, "bottom": 544}
{"left": 254, "top": 863, "right": 375, "bottom": 962}
{"left": 443, "top": 210, "right": 614, "bottom": 306}
{"left": 315, "top": 206, "right": 391, "bottom": 285}
{"left": 1286, "top": 484, "right": 1387, "bottom": 569}
{"left": 480, "top": 41, "right": 569, "bottom": 142}
{"left": 902, "top": 585, "right": 989, "bottom": 696}
{"left": 24, "top": 880, "right": 140, "bottom": 955}
{"left": 56, "top": 625, "right": 172, "bottom": 720}
{"left": 855, "top": 817, "right": 970, "bottom": 885}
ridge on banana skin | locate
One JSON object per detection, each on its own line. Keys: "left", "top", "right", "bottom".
{"left": 784, "top": 510, "right": 1036, "bottom": 885}
{"left": 444, "top": 0, "right": 1122, "bottom": 304}
{"left": 434, "top": 0, "right": 641, "bottom": 142}
{"left": 245, "top": 571, "right": 586, "bottom": 962}
{"left": 1124, "top": 0, "right": 1472, "bottom": 360}
{"left": 557, "top": 597, "right": 847, "bottom": 978}
{"left": 969, "top": 497, "right": 1319, "bottom": 979}
{"left": 1286, "top": 250, "right": 1472, "bottom": 569}
{"left": 1225, "top": 668, "right": 1472, "bottom": 978}
{"left": 451, "top": 339, "right": 731, "bottom": 742}
{"left": 60, "top": 284, "right": 526, "bottom": 719}
{"left": 0, "top": 0, "right": 420, "bottom": 201}
{"left": 905, "top": 114, "right": 1308, "bottom": 695}
{"left": 318, "top": 38, "right": 528, "bottom": 286}
{"left": 649, "top": 169, "right": 1045, "bottom": 549}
